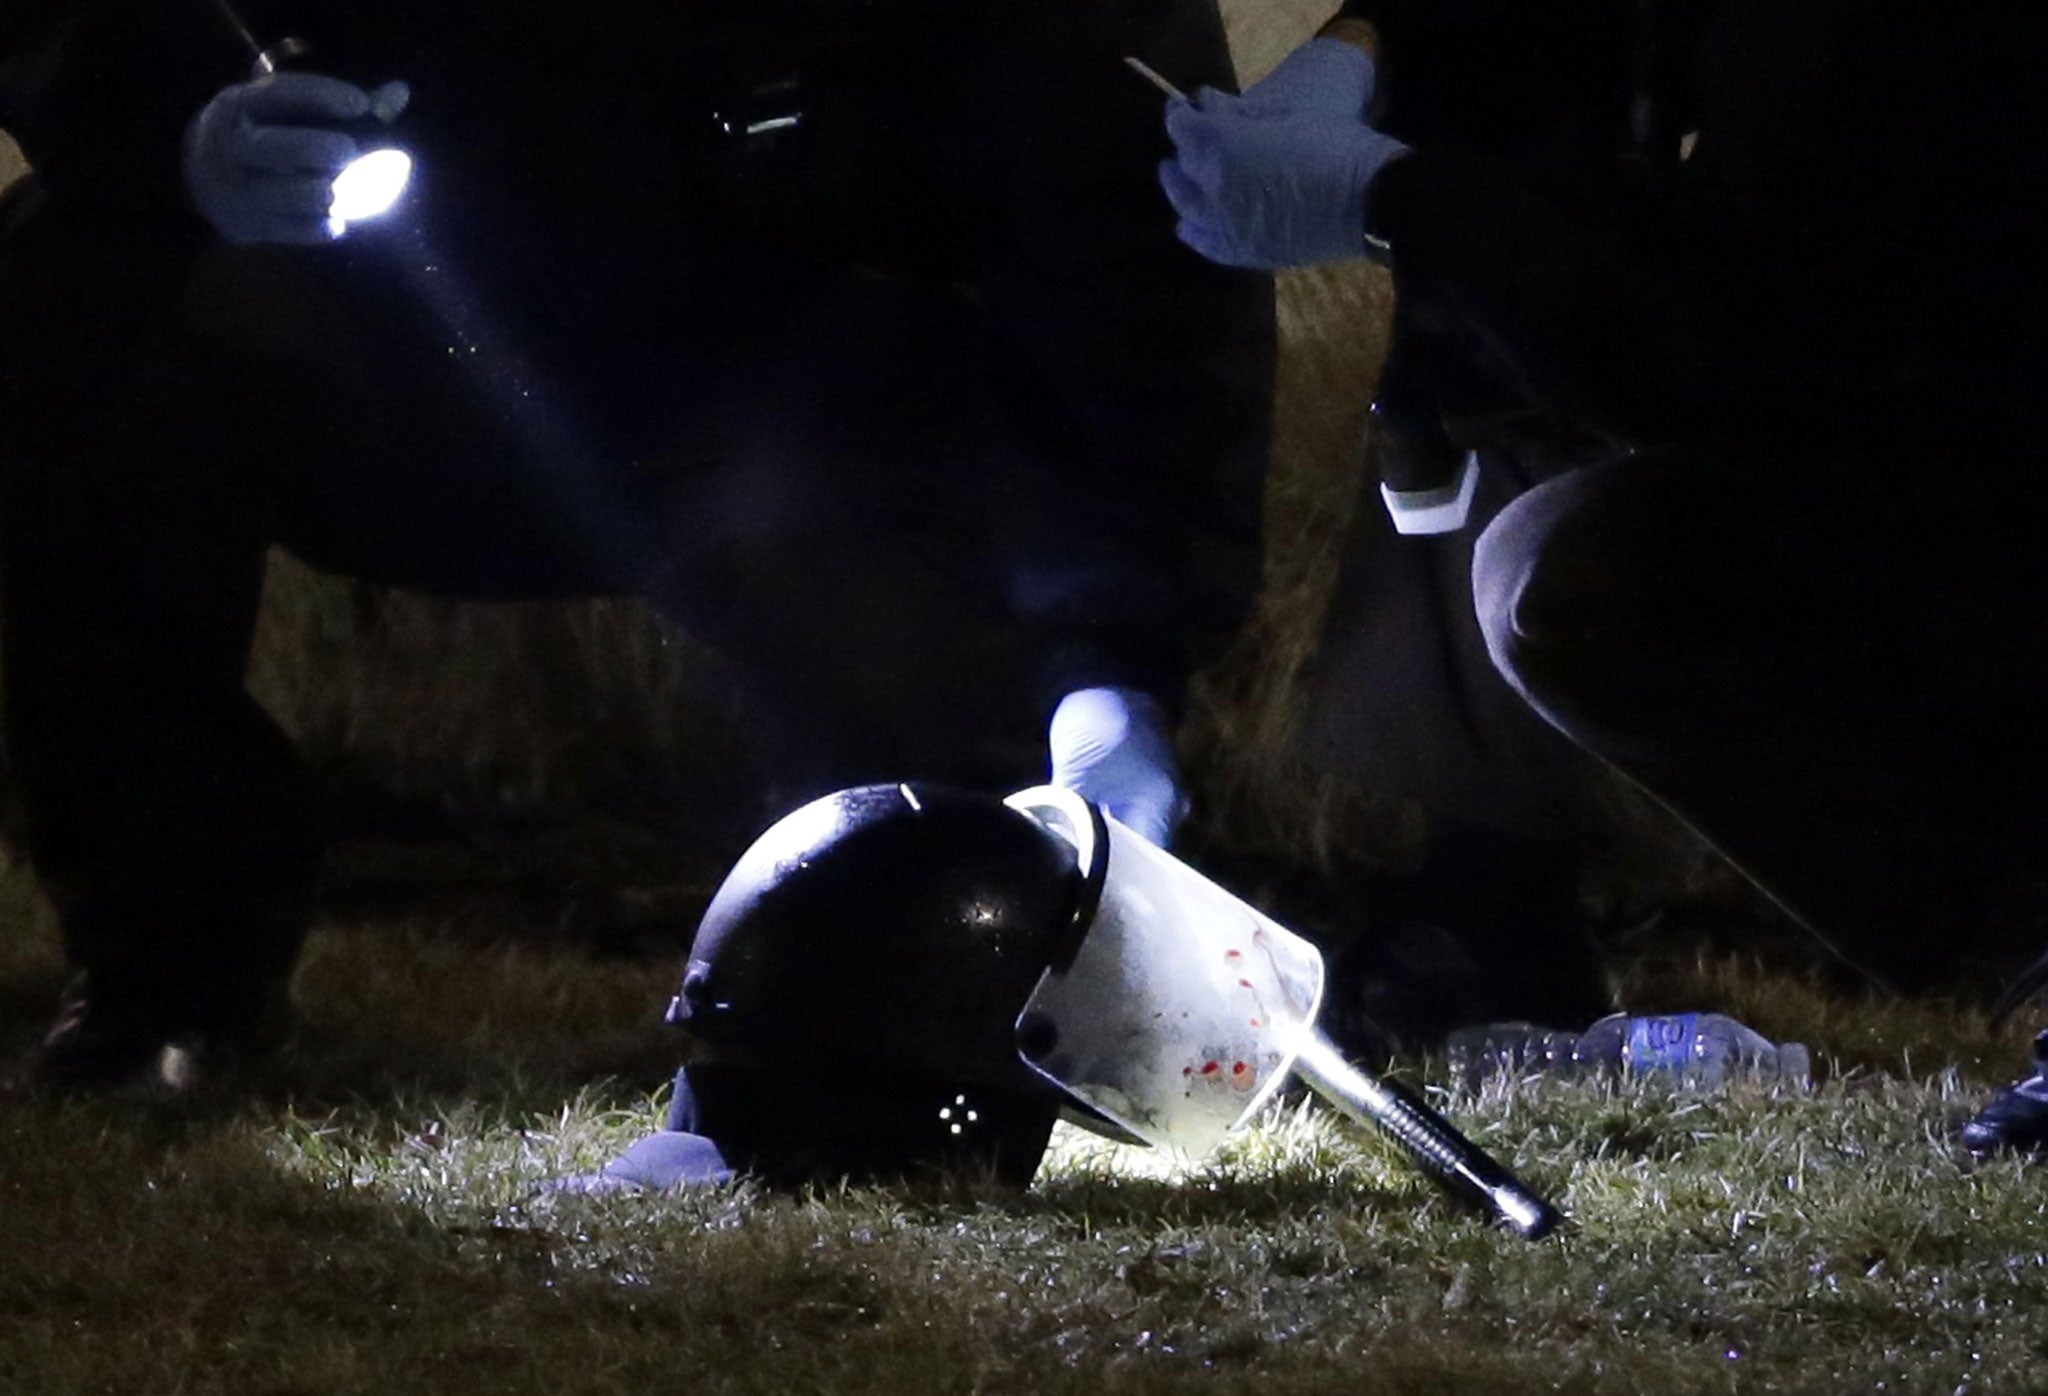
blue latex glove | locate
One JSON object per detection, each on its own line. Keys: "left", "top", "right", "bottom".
{"left": 1048, "top": 687, "right": 1188, "bottom": 848}
{"left": 184, "top": 71, "right": 398, "bottom": 245}
{"left": 1159, "top": 66, "right": 1407, "bottom": 270}
{"left": 1237, "top": 35, "right": 1378, "bottom": 120}
{"left": 541, "top": 1130, "right": 735, "bottom": 1195}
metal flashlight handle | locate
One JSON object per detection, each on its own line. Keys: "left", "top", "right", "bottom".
{"left": 1292, "top": 1031, "right": 1563, "bottom": 1241}
{"left": 201, "top": 0, "right": 291, "bottom": 73}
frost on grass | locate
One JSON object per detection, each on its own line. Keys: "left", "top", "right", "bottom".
{"left": 222, "top": 1025, "right": 2048, "bottom": 1391}
{"left": 7, "top": 926, "right": 2048, "bottom": 1393}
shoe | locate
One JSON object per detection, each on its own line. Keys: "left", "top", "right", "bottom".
{"left": 31, "top": 971, "right": 295, "bottom": 1096}
{"left": 32, "top": 982, "right": 169, "bottom": 1093}
{"left": 1320, "top": 833, "right": 1613, "bottom": 1056}
{"left": 1960, "top": 1029, "right": 2048, "bottom": 1156}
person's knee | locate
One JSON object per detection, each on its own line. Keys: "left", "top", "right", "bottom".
{"left": 1472, "top": 472, "right": 1599, "bottom": 704}
{"left": 1475, "top": 453, "right": 1734, "bottom": 738}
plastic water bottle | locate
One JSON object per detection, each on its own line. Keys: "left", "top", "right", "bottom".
{"left": 1446, "top": 1013, "right": 1811, "bottom": 1090}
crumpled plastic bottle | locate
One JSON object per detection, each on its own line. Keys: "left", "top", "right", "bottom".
{"left": 1446, "top": 1012, "right": 1812, "bottom": 1091}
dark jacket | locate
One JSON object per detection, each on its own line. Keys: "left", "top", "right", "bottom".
{"left": 1, "top": 0, "right": 246, "bottom": 215}
{"left": 1301, "top": 0, "right": 2048, "bottom": 825}
{"left": 1346, "top": 0, "right": 2048, "bottom": 468}
{"left": 2, "top": 0, "right": 1274, "bottom": 718}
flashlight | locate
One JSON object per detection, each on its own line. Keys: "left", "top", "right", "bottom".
{"left": 325, "top": 141, "right": 411, "bottom": 234}
{"left": 204, "top": 0, "right": 414, "bottom": 236}
{"left": 322, "top": 77, "right": 412, "bottom": 235}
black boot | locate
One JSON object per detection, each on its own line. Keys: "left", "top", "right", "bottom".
{"left": 1322, "top": 831, "right": 1613, "bottom": 1056}
{"left": 32, "top": 975, "right": 171, "bottom": 1093}
{"left": 1960, "top": 1029, "right": 2048, "bottom": 1156}
{"left": 32, "top": 958, "right": 298, "bottom": 1097}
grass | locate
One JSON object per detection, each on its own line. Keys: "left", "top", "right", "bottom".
{"left": 5, "top": 852, "right": 2048, "bottom": 1396}
{"left": 5, "top": 8, "right": 2041, "bottom": 1387}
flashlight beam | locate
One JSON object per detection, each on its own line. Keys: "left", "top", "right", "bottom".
{"left": 1122, "top": 56, "right": 1189, "bottom": 103}
{"left": 376, "top": 220, "right": 689, "bottom": 620}
{"left": 1292, "top": 1031, "right": 1564, "bottom": 1241}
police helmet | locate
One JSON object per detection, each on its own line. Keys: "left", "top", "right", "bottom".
{"left": 661, "top": 781, "right": 1107, "bottom": 1188}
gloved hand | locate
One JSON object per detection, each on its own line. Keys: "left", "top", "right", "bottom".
{"left": 541, "top": 1129, "right": 735, "bottom": 1195}
{"left": 1159, "top": 62, "right": 1407, "bottom": 270}
{"left": 183, "top": 71, "right": 400, "bottom": 245}
{"left": 1237, "top": 35, "right": 1378, "bottom": 120}
{"left": 1048, "top": 687, "right": 1188, "bottom": 848}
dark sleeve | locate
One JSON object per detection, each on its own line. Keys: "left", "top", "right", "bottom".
{"left": 0, "top": 0, "right": 251, "bottom": 218}
{"left": 1359, "top": 0, "right": 2048, "bottom": 451}
{"left": 981, "top": 0, "right": 1276, "bottom": 718}
{"left": 1364, "top": 148, "right": 1742, "bottom": 447}
{"left": 1334, "top": 0, "right": 1645, "bottom": 159}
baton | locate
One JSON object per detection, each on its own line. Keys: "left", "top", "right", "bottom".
{"left": 1293, "top": 1031, "right": 1564, "bottom": 1240}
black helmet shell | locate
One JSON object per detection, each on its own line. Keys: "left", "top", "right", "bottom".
{"left": 675, "top": 783, "right": 1091, "bottom": 1094}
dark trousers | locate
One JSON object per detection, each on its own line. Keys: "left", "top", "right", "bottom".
{"left": 1474, "top": 441, "right": 2048, "bottom": 997}
{"left": 1299, "top": 437, "right": 1616, "bottom": 1038}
